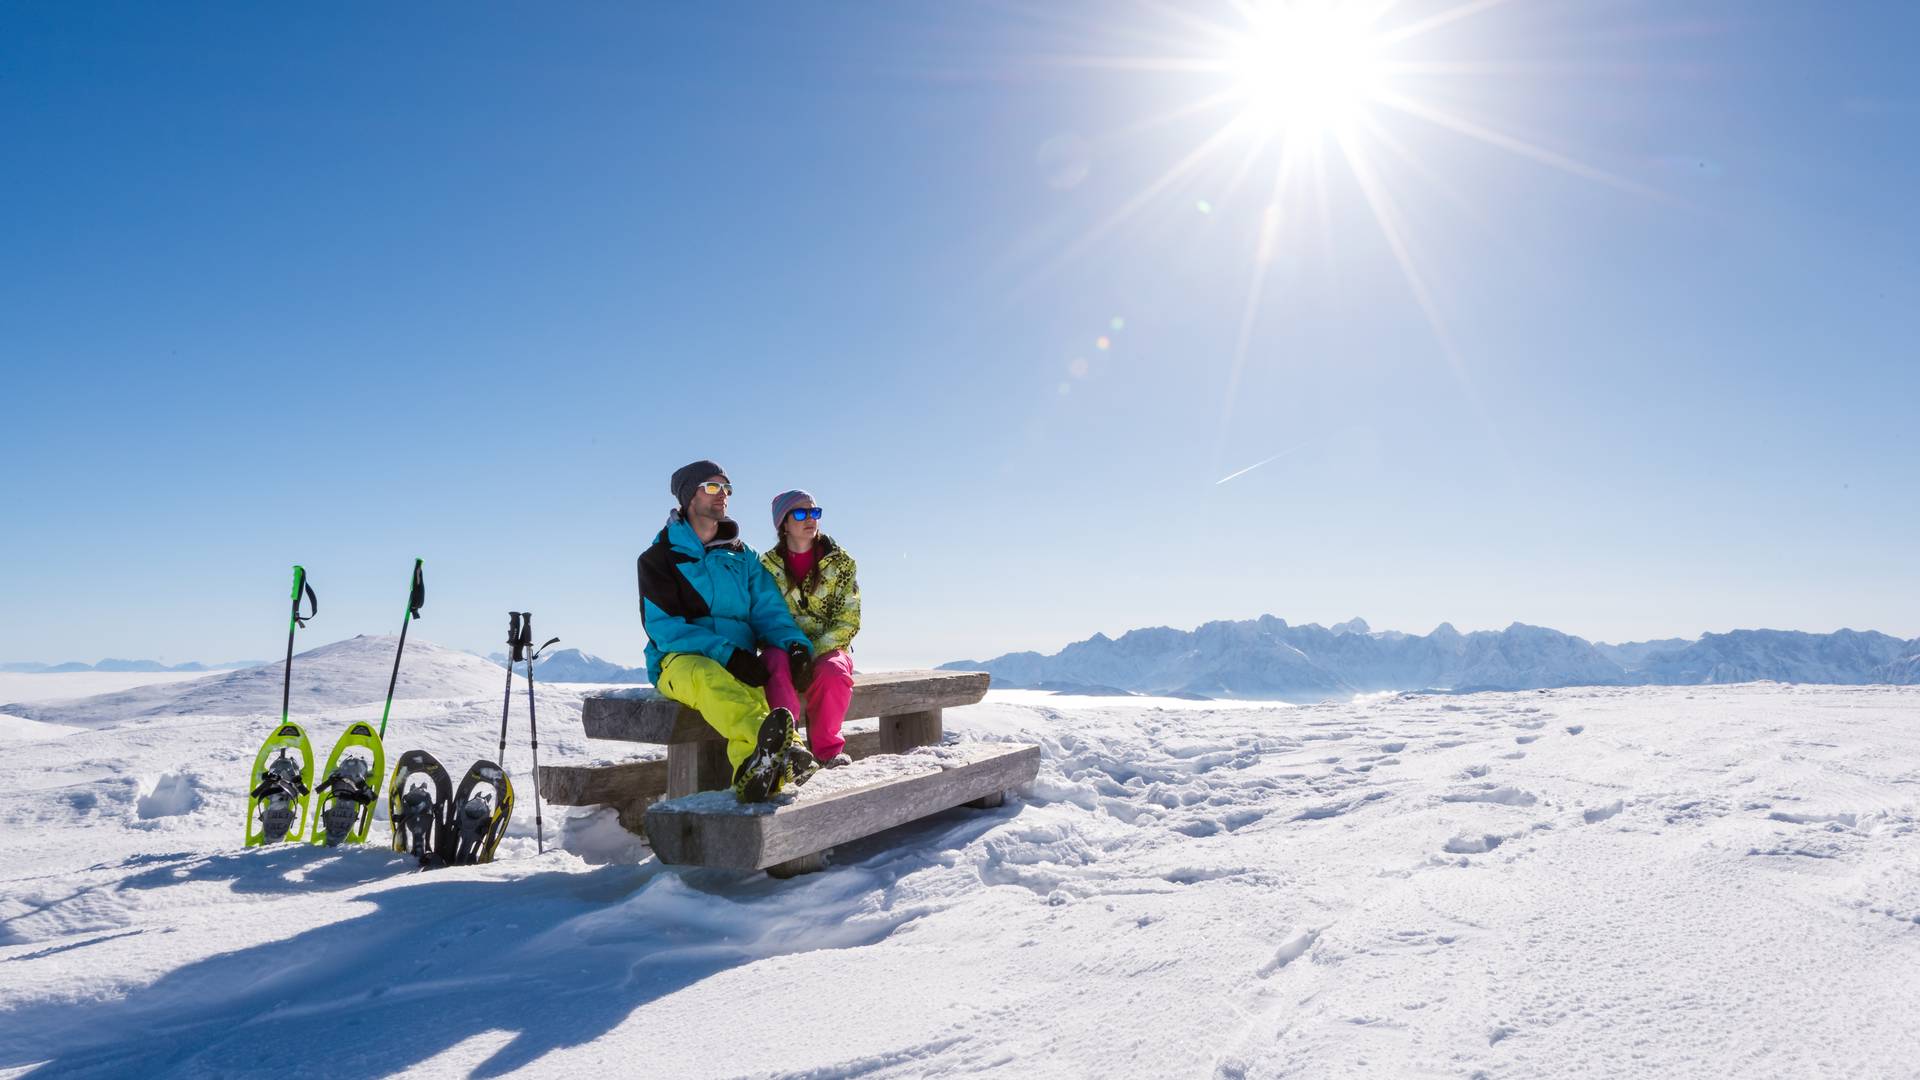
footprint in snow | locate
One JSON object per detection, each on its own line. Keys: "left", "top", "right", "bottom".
{"left": 1514, "top": 734, "right": 1539, "bottom": 744}
{"left": 1582, "top": 800, "right": 1624, "bottom": 824}
{"left": 1255, "top": 927, "right": 1321, "bottom": 976}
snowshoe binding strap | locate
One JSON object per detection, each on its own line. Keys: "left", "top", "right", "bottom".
{"left": 387, "top": 750, "right": 453, "bottom": 868}
{"left": 447, "top": 761, "right": 514, "bottom": 865}
{"left": 253, "top": 751, "right": 308, "bottom": 842}
{"left": 315, "top": 757, "right": 378, "bottom": 846}
{"left": 398, "top": 784, "right": 440, "bottom": 863}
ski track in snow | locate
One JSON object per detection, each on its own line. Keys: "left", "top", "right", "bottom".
{"left": 2, "top": 655, "right": 1920, "bottom": 1078}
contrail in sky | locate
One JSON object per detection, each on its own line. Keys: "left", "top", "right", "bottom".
{"left": 1214, "top": 445, "right": 1301, "bottom": 485}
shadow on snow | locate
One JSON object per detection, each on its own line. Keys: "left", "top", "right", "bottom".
{"left": 0, "top": 802, "right": 1016, "bottom": 1080}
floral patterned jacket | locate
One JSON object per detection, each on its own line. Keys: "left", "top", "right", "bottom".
{"left": 758, "top": 534, "right": 861, "bottom": 656}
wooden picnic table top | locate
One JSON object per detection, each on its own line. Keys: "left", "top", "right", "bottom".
{"left": 580, "top": 668, "right": 990, "bottom": 744}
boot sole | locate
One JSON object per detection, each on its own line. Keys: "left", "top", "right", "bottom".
{"left": 734, "top": 708, "right": 795, "bottom": 802}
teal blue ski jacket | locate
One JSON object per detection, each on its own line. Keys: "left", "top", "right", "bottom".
{"left": 638, "top": 512, "right": 809, "bottom": 684}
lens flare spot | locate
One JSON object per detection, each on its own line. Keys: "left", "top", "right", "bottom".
{"left": 1110, "top": 316, "right": 1126, "bottom": 331}
{"left": 1057, "top": 381, "right": 1073, "bottom": 396}
{"left": 1037, "top": 133, "right": 1093, "bottom": 191}
{"left": 1069, "top": 356, "right": 1091, "bottom": 378}
{"left": 1096, "top": 336, "right": 1111, "bottom": 351}
{"left": 1196, "top": 199, "right": 1214, "bottom": 214}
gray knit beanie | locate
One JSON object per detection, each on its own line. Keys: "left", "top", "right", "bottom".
{"left": 670, "top": 460, "right": 728, "bottom": 510}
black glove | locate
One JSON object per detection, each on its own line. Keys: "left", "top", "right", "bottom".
{"left": 725, "top": 649, "right": 770, "bottom": 688}
{"left": 787, "top": 644, "right": 815, "bottom": 692}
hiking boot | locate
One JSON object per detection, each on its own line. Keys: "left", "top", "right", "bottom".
{"left": 787, "top": 743, "right": 820, "bottom": 787}
{"left": 822, "top": 753, "right": 853, "bottom": 769}
{"left": 733, "top": 708, "right": 797, "bottom": 803}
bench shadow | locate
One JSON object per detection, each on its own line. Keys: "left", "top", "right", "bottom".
{"left": 4, "top": 859, "right": 900, "bottom": 1079}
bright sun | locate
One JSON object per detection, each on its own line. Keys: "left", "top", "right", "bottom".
{"left": 1017, "top": 0, "right": 1650, "bottom": 466}
{"left": 1228, "top": 4, "right": 1384, "bottom": 136}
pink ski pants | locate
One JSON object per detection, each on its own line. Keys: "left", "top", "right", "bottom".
{"left": 761, "top": 647, "right": 853, "bottom": 759}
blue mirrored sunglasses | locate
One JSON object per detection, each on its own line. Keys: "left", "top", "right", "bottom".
{"left": 787, "top": 507, "right": 824, "bottom": 522}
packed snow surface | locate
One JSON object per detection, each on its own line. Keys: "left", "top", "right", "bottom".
{"left": 2, "top": 649, "right": 1918, "bottom": 1078}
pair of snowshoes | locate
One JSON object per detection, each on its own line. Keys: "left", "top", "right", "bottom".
{"left": 732, "top": 708, "right": 820, "bottom": 803}
{"left": 387, "top": 750, "right": 513, "bottom": 869}
{"left": 245, "top": 720, "right": 388, "bottom": 848}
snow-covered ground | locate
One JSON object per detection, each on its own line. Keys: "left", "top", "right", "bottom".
{"left": 3, "top": 643, "right": 1918, "bottom": 1078}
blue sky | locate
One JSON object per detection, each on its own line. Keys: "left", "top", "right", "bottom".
{"left": 4, "top": 1, "right": 1916, "bottom": 669}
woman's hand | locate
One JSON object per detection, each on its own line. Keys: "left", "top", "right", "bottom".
{"left": 788, "top": 643, "right": 814, "bottom": 692}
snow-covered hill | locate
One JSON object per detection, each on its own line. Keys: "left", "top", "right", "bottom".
{"left": 944, "top": 616, "right": 1920, "bottom": 700}
{"left": 2, "top": 665, "right": 1917, "bottom": 1076}
{"left": 0, "top": 636, "right": 515, "bottom": 727}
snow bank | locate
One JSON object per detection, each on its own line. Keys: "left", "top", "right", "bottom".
{"left": 134, "top": 772, "right": 203, "bottom": 820}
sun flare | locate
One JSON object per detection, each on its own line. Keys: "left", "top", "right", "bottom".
{"left": 1018, "top": 0, "right": 1651, "bottom": 460}
{"left": 1228, "top": 4, "right": 1384, "bottom": 137}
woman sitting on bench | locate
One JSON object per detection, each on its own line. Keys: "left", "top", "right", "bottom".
{"left": 760, "top": 489, "right": 861, "bottom": 768}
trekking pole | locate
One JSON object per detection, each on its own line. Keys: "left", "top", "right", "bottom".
{"left": 521, "top": 612, "right": 560, "bottom": 855}
{"left": 497, "top": 611, "right": 522, "bottom": 767}
{"left": 378, "top": 559, "right": 426, "bottom": 740}
{"left": 282, "top": 566, "right": 317, "bottom": 724}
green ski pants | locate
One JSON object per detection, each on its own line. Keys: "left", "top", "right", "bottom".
{"left": 657, "top": 653, "right": 771, "bottom": 773}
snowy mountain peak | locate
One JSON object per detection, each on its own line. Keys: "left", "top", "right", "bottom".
{"left": 1331, "top": 617, "right": 1371, "bottom": 636}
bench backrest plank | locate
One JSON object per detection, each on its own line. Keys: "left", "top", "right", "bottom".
{"left": 581, "top": 669, "right": 989, "bottom": 744}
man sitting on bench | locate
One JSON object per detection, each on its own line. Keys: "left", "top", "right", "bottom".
{"left": 640, "top": 459, "right": 818, "bottom": 802}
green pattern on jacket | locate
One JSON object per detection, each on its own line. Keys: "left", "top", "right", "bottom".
{"left": 759, "top": 535, "right": 861, "bottom": 655}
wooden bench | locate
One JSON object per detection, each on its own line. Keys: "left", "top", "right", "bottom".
{"left": 647, "top": 741, "right": 1041, "bottom": 877}
{"left": 538, "top": 669, "right": 1039, "bottom": 875}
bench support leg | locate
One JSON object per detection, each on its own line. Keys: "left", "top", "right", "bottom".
{"left": 766, "top": 851, "right": 828, "bottom": 878}
{"left": 966, "top": 791, "right": 1006, "bottom": 809}
{"left": 668, "top": 740, "right": 732, "bottom": 798}
{"left": 878, "top": 709, "right": 943, "bottom": 754}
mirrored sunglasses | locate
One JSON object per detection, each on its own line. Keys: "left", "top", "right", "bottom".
{"left": 787, "top": 507, "right": 824, "bottom": 522}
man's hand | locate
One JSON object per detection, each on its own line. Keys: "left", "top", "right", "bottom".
{"left": 726, "top": 649, "right": 770, "bottom": 688}
{"left": 788, "top": 643, "right": 814, "bottom": 692}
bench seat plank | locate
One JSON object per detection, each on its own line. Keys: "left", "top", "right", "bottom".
{"left": 644, "top": 742, "right": 1039, "bottom": 871}
{"left": 581, "top": 669, "right": 989, "bottom": 744}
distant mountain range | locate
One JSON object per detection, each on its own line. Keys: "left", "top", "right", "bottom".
{"left": 0, "top": 659, "right": 264, "bottom": 674}
{"left": 483, "top": 648, "right": 650, "bottom": 684}
{"left": 940, "top": 616, "right": 1920, "bottom": 702}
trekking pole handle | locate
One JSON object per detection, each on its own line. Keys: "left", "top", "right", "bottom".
{"left": 290, "top": 566, "right": 317, "bottom": 628}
